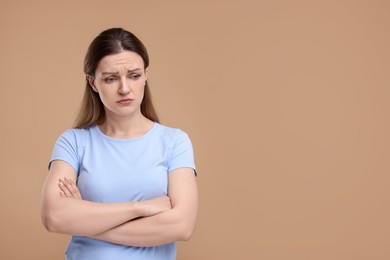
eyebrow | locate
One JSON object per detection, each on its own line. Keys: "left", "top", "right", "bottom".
{"left": 101, "top": 68, "right": 143, "bottom": 75}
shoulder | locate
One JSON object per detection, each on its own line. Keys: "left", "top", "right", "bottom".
{"left": 157, "top": 124, "right": 196, "bottom": 173}
{"left": 153, "top": 123, "right": 191, "bottom": 142}
{"left": 59, "top": 127, "right": 91, "bottom": 139}
{"left": 56, "top": 126, "right": 95, "bottom": 147}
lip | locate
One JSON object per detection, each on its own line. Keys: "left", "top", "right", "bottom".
{"left": 117, "top": 98, "right": 134, "bottom": 105}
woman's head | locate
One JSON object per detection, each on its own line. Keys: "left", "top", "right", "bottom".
{"left": 75, "top": 28, "right": 159, "bottom": 128}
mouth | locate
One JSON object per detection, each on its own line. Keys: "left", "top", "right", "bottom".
{"left": 117, "top": 98, "right": 134, "bottom": 104}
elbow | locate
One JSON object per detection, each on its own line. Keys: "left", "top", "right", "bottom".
{"left": 41, "top": 211, "right": 60, "bottom": 233}
{"left": 42, "top": 216, "right": 56, "bottom": 233}
{"left": 177, "top": 221, "right": 196, "bottom": 241}
{"left": 172, "top": 208, "right": 197, "bottom": 241}
{"left": 179, "top": 230, "right": 193, "bottom": 242}
{"left": 42, "top": 217, "right": 55, "bottom": 233}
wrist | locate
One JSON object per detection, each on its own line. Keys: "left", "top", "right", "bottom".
{"left": 132, "top": 201, "right": 146, "bottom": 218}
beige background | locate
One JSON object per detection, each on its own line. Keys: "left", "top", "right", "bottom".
{"left": 1, "top": 0, "right": 389, "bottom": 259}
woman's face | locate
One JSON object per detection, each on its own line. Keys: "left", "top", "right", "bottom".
{"left": 89, "top": 51, "right": 148, "bottom": 120}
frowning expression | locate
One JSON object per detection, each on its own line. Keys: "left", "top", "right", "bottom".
{"left": 89, "top": 51, "right": 148, "bottom": 119}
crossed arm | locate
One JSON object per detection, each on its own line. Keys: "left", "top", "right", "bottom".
{"left": 40, "top": 160, "right": 198, "bottom": 247}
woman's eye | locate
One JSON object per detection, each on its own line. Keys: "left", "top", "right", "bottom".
{"left": 129, "top": 74, "right": 141, "bottom": 80}
{"left": 104, "top": 77, "right": 116, "bottom": 83}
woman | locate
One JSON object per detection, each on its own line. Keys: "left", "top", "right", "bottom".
{"left": 41, "top": 28, "right": 198, "bottom": 260}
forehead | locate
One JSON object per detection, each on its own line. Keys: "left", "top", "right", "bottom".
{"left": 96, "top": 51, "right": 145, "bottom": 71}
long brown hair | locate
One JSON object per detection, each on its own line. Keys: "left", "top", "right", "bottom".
{"left": 74, "top": 28, "right": 159, "bottom": 129}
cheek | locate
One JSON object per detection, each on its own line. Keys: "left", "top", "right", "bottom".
{"left": 135, "top": 82, "right": 146, "bottom": 98}
{"left": 97, "top": 88, "right": 114, "bottom": 105}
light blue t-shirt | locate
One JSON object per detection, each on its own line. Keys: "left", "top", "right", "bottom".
{"left": 49, "top": 123, "right": 196, "bottom": 260}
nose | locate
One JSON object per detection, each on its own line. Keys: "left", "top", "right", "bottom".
{"left": 118, "top": 77, "right": 131, "bottom": 94}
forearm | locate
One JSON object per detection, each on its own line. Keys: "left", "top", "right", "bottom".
{"left": 91, "top": 207, "right": 195, "bottom": 247}
{"left": 42, "top": 166, "right": 171, "bottom": 237}
{"left": 90, "top": 168, "right": 199, "bottom": 247}
{"left": 42, "top": 197, "right": 142, "bottom": 236}
{"left": 41, "top": 161, "right": 139, "bottom": 236}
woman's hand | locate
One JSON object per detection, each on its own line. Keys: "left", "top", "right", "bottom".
{"left": 58, "top": 178, "right": 82, "bottom": 199}
{"left": 137, "top": 196, "right": 172, "bottom": 217}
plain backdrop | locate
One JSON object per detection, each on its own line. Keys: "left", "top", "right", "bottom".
{"left": 1, "top": 0, "right": 389, "bottom": 259}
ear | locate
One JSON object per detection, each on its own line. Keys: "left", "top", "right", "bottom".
{"left": 145, "top": 67, "right": 149, "bottom": 82}
{"left": 87, "top": 75, "right": 98, "bottom": 92}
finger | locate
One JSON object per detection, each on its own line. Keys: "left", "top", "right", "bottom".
{"left": 62, "top": 178, "right": 77, "bottom": 197}
{"left": 69, "top": 180, "right": 82, "bottom": 199}
{"left": 64, "top": 178, "right": 82, "bottom": 199}
{"left": 58, "top": 180, "right": 72, "bottom": 197}
{"left": 68, "top": 179, "right": 82, "bottom": 199}
{"left": 58, "top": 179, "right": 71, "bottom": 196}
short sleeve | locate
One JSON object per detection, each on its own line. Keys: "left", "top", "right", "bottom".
{"left": 49, "top": 130, "right": 80, "bottom": 174}
{"left": 168, "top": 129, "right": 197, "bottom": 175}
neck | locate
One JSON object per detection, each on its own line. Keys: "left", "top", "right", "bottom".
{"left": 99, "top": 111, "right": 154, "bottom": 139}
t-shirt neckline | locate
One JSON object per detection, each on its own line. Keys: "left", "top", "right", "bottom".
{"left": 93, "top": 122, "right": 159, "bottom": 143}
